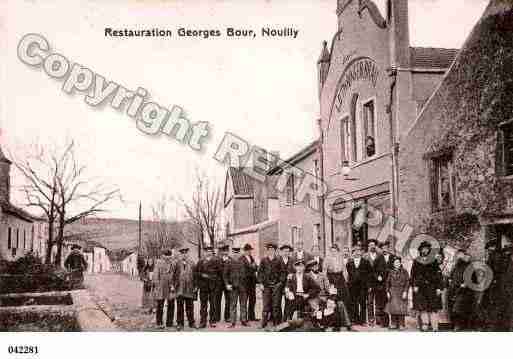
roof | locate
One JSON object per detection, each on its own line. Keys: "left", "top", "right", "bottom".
{"left": 268, "top": 140, "right": 319, "bottom": 175}
{"left": 228, "top": 167, "right": 255, "bottom": 196}
{"left": 410, "top": 47, "right": 459, "bottom": 69}
{"left": 108, "top": 249, "right": 135, "bottom": 262}
{"left": 0, "top": 145, "right": 12, "bottom": 164}
{"left": 1, "top": 202, "right": 35, "bottom": 222}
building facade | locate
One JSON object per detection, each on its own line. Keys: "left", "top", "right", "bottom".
{"left": 399, "top": 0, "right": 513, "bottom": 259}
{"left": 318, "top": 0, "right": 457, "bottom": 251}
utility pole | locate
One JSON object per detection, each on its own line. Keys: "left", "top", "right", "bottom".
{"left": 138, "top": 202, "right": 142, "bottom": 254}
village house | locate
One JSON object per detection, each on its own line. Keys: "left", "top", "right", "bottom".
{"left": 268, "top": 140, "right": 323, "bottom": 252}
{"left": 316, "top": 0, "right": 459, "bottom": 252}
{"left": 398, "top": 0, "right": 513, "bottom": 259}
{"left": 0, "top": 145, "right": 48, "bottom": 262}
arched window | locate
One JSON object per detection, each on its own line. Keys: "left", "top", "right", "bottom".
{"left": 349, "top": 94, "right": 359, "bottom": 162}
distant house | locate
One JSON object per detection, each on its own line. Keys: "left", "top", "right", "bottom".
{"left": 0, "top": 145, "right": 48, "bottom": 262}
{"left": 108, "top": 249, "right": 139, "bottom": 278}
{"left": 57, "top": 236, "right": 111, "bottom": 273}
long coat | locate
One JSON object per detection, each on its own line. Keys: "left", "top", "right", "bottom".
{"left": 153, "top": 257, "right": 176, "bottom": 300}
{"left": 411, "top": 257, "right": 443, "bottom": 312}
{"left": 223, "top": 256, "right": 247, "bottom": 288}
{"left": 386, "top": 267, "right": 410, "bottom": 315}
{"left": 173, "top": 258, "right": 196, "bottom": 299}
{"left": 241, "top": 254, "right": 257, "bottom": 287}
{"left": 195, "top": 256, "right": 224, "bottom": 291}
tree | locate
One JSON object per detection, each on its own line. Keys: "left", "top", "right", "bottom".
{"left": 12, "top": 140, "right": 121, "bottom": 265}
{"left": 144, "top": 195, "right": 182, "bottom": 258}
{"left": 177, "top": 169, "right": 222, "bottom": 256}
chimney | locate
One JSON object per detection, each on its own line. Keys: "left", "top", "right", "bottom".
{"left": 389, "top": 0, "right": 411, "bottom": 68}
{"left": 317, "top": 41, "right": 331, "bottom": 96}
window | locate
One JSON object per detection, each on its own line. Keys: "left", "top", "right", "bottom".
{"left": 363, "top": 99, "right": 376, "bottom": 158}
{"left": 429, "top": 153, "right": 456, "bottom": 211}
{"left": 23, "top": 229, "right": 26, "bottom": 250}
{"left": 286, "top": 174, "right": 296, "bottom": 205}
{"left": 349, "top": 94, "right": 359, "bottom": 162}
{"left": 16, "top": 228, "right": 19, "bottom": 249}
{"left": 497, "top": 122, "right": 513, "bottom": 176}
{"left": 313, "top": 223, "right": 321, "bottom": 246}
{"left": 7, "top": 227, "right": 12, "bottom": 249}
{"left": 340, "top": 117, "right": 348, "bottom": 163}
{"left": 291, "top": 226, "right": 302, "bottom": 246}
{"left": 31, "top": 226, "right": 35, "bottom": 250}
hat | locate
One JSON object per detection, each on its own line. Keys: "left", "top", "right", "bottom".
{"left": 306, "top": 259, "right": 319, "bottom": 270}
{"left": 204, "top": 246, "right": 214, "bottom": 251}
{"left": 232, "top": 247, "right": 241, "bottom": 253}
{"left": 71, "top": 244, "right": 82, "bottom": 250}
{"left": 379, "top": 241, "right": 390, "bottom": 248}
{"left": 331, "top": 243, "right": 340, "bottom": 251}
{"left": 243, "top": 243, "right": 253, "bottom": 251}
{"left": 280, "top": 244, "right": 293, "bottom": 251}
{"left": 218, "top": 244, "right": 229, "bottom": 252}
{"left": 294, "top": 259, "right": 305, "bottom": 266}
{"left": 163, "top": 249, "right": 173, "bottom": 256}
{"left": 485, "top": 241, "right": 497, "bottom": 250}
{"left": 265, "top": 243, "right": 278, "bottom": 250}
{"left": 368, "top": 239, "right": 378, "bottom": 246}
{"left": 178, "top": 247, "right": 189, "bottom": 254}
{"left": 418, "top": 241, "right": 432, "bottom": 251}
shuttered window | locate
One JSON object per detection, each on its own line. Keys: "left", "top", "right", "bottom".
{"left": 7, "top": 227, "right": 12, "bottom": 249}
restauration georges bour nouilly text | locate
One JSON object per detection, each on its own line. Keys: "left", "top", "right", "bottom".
{"left": 103, "top": 27, "right": 300, "bottom": 39}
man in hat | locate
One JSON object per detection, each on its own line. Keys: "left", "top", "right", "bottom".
{"left": 223, "top": 247, "right": 249, "bottom": 328}
{"left": 292, "top": 240, "right": 312, "bottom": 264}
{"left": 258, "top": 243, "right": 286, "bottom": 328}
{"left": 284, "top": 259, "right": 320, "bottom": 319}
{"left": 241, "top": 243, "right": 258, "bottom": 321}
{"left": 64, "top": 244, "right": 88, "bottom": 287}
{"left": 365, "top": 239, "right": 388, "bottom": 327}
{"left": 324, "top": 243, "right": 352, "bottom": 328}
{"left": 347, "top": 245, "right": 371, "bottom": 325}
{"left": 215, "top": 244, "right": 231, "bottom": 323}
{"left": 279, "top": 244, "right": 295, "bottom": 321}
{"left": 196, "top": 246, "right": 223, "bottom": 328}
{"left": 310, "top": 244, "right": 324, "bottom": 273}
{"left": 153, "top": 249, "right": 176, "bottom": 329}
{"left": 173, "top": 247, "right": 197, "bottom": 331}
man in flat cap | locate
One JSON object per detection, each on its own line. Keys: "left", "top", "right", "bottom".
{"left": 241, "top": 243, "right": 258, "bottom": 321}
{"left": 223, "top": 247, "right": 249, "bottom": 328}
{"left": 215, "top": 244, "right": 231, "bottom": 323}
{"left": 173, "top": 247, "right": 197, "bottom": 331}
{"left": 258, "top": 243, "right": 286, "bottom": 328}
{"left": 279, "top": 244, "right": 295, "bottom": 320}
{"left": 153, "top": 249, "right": 176, "bottom": 329}
{"left": 196, "top": 246, "right": 223, "bottom": 328}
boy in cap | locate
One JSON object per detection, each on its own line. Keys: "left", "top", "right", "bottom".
{"left": 257, "top": 243, "right": 286, "bottom": 328}
{"left": 279, "top": 244, "right": 295, "bottom": 321}
{"left": 174, "top": 247, "right": 196, "bottom": 331}
{"left": 284, "top": 259, "right": 320, "bottom": 319}
{"left": 224, "top": 247, "right": 249, "bottom": 328}
{"left": 241, "top": 243, "right": 258, "bottom": 321}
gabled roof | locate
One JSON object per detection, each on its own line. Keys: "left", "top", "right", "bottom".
{"left": 268, "top": 140, "right": 319, "bottom": 175}
{"left": 1, "top": 202, "right": 34, "bottom": 222}
{"left": 228, "top": 167, "right": 255, "bottom": 196}
{"left": 410, "top": 47, "right": 459, "bottom": 69}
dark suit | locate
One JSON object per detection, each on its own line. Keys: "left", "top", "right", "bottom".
{"left": 347, "top": 257, "right": 371, "bottom": 324}
{"left": 366, "top": 252, "right": 390, "bottom": 326}
{"left": 196, "top": 256, "right": 223, "bottom": 325}
{"left": 216, "top": 255, "right": 231, "bottom": 322}
{"left": 224, "top": 256, "right": 248, "bottom": 324}
{"left": 241, "top": 254, "right": 258, "bottom": 320}
{"left": 258, "top": 256, "right": 286, "bottom": 326}
{"left": 280, "top": 256, "right": 296, "bottom": 320}
{"left": 285, "top": 273, "right": 320, "bottom": 318}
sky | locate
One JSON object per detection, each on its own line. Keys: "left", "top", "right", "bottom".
{"left": 0, "top": 0, "right": 488, "bottom": 220}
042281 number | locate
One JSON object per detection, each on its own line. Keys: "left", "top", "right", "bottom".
{"left": 8, "top": 346, "right": 39, "bottom": 355}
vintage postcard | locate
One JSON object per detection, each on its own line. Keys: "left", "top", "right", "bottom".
{"left": 1, "top": 0, "right": 512, "bottom": 342}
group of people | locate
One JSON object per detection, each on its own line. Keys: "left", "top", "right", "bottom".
{"left": 138, "top": 237, "right": 513, "bottom": 331}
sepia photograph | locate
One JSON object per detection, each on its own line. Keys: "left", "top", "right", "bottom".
{"left": 1, "top": 0, "right": 513, "bottom": 350}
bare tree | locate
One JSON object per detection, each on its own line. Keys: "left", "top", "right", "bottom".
{"left": 177, "top": 169, "right": 222, "bottom": 256}
{"left": 12, "top": 140, "right": 121, "bottom": 265}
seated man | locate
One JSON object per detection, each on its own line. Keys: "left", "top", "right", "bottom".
{"left": 284, "top": 260, "right": 320, "bottom": 319}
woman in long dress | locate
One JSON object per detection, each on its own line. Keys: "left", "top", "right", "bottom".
{"left": 386, "top": 257, "right": 410, "bottom": 330}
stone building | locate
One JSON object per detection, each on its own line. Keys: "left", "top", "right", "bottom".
{"left": 398, "top": 0, "right": 513, "bottom": 259}
{"left": 317, "top": 0, "right": 458, "bottom": 251}
{"left": 0, "top": 145, "right": 48, "bottom": 262}
{"left": 268, "top": 140, "right": 322, "bottom": 252}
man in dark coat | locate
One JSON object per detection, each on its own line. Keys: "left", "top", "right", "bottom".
{"left": 347, "top": 245, "right": 371, "bottom": 325}
{"left": 224, "top": 247, "right": 248, "bottom": 328}
{"left": 241, "top": 243, "right": 258, "bottom": 321}
{"left": 215, "top": 244, "right": 231, "bottom": 323}
{"left": 447, "top": 249, "right": 475, "bottom": 331}
{"left": 195, "top": 246, "right": 223, "bottom": 328}
{"left": 285, "top": 259, "right": 320, "bottom": 318}
{"left": 258, "top": 243, "right": 286, "bottom": 328}
{"left": 365, "top": 239, "right": 388, "bottom": 327}
{"left": 173, "top": 247, "right": 197, "bottom": 331}
{"left": 279, "top": 244, "right": 295, "bottom": 320}
{"left": 64, "top": 245, "right": 88, "bottom": 287}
